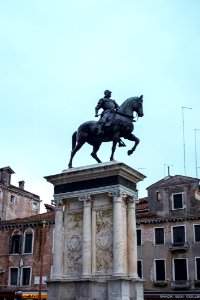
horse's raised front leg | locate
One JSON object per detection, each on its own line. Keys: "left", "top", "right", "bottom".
{"left": 125, "top": 133, "right": 140, "bottom": 156}
{"left": 110, "top": 138, "right": 118, "bottom": 161}
{"left": 91, "top": 143, "right": 102, "bottom": 163}
{"left": 68, "top": 140, "right": 86, "bottom": 168}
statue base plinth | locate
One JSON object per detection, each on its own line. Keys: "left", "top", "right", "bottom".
{"left": 47, "top": 277, "right": 144, "bottom": 300}
{"left": 45, "top": 162, "right": 146, "bottom": 300}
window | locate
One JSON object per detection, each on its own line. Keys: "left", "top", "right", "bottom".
{"left": 10, "top": 231, "right": 22, "bottom": 254}
{"left": 137, "top": 229, "right": 142, "bottom": 246}
{"left": 196, "top": 258, "right": 200, "bottom": 280}
{"left": 154, "top": 259, "right": 166, "bottom": 281}
{"left": 172, "top": 225, "right": 185, "bottom": 245}
{"left": 173, "top": 258, "right": 188, "bottom": 281}
{"left": 10, "top": 195, "right": 15, "bottom": 204}
{"left": 24, "top": 229, "right": 34, "bottom": 254}
{"left": 194, "top": 225, "right": 200, "bottom": 242}
{"left": 155, "top": 228, "right": 164, "bottom": 245}
{"left": 172, "top": 193, "right": 183, "bottom": 210}
{"left": 137, "top": 260, "right": 142, "bottom": 278}
{"left": 9, "top": 268, "right": 18, "bottom": 285}
{"left": 21, "top": 267, "right": 31, "bottom": 286}
{"left": 32, "top": 201, "right": 38, "bottom": 211}
{"left": 156, "top": 191, "right": 161, "bottom": 201}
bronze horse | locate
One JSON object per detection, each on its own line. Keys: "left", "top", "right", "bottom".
{"left": 68, "top": 95, "right": 144, "bottom": 168}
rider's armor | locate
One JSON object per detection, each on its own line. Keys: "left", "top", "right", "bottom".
{"left": 95, "top": 98, "right": 119, "bottom": 129}
{"left": 95, "top": 93, "right": 126, "bottom": 147}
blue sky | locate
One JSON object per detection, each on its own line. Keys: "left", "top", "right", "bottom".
{"left": 1, "top": 1, "right": 200, "bottom": 210}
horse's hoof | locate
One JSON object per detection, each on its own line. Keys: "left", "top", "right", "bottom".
{"left": 68, "top": 164, "right": 72, "bottom": 168}
{"left": 127, "top": 150, "right": 132, "bottom": 156}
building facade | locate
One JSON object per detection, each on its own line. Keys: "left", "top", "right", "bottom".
{"left": 0, "top": 167, "right": 41, "bottom": 220}
{"left": 0, "top": 206, "right": 55, "bottom": 299}
{"left": 136, "top": 175, "right": 200, "bottom": 299}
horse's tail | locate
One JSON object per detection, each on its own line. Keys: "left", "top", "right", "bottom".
{"left": 72, "top": 131, "right": 77, "bottom": 150}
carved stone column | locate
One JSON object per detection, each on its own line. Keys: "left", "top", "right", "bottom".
{"left": 81, "top": 196, "right": 92, "bottom": 277}
{"left": 112, "top": 190, "right": 125, "bottom": 276}
{"left": 127, "top": 197, "right": 138, "bottom": 277}
{"left": 53, "top": 202, "right": 63, "bottom": 278}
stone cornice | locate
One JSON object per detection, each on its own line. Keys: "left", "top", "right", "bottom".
{"left": 44, "top": 161, "right": 146, "bottom": 186}
{"left": 136, "top": 215, "right": 200, "bottom": 225}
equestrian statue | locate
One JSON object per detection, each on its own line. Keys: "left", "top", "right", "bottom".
{"left": 68, "top": 90, "right": 144, "bottom": 168}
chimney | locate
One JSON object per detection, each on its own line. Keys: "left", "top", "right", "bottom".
{"left": 0, "top": 167, "right": 15, "bottom": 186}
{"left": 18, "top": 181, "right": 25, "bottom": 190}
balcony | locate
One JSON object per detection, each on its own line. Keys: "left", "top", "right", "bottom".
{"left": 169, "top": 242, "right": 189, "bottom": 252}
{"left": 171, "top": 280, "right": 191, "bottom": 290}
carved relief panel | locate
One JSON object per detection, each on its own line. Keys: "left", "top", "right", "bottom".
{"left": 96, "top": 209, "right": 113, "bottom": 273}
{"left": 64, "top": 212, "right": 83, "bottom": 276}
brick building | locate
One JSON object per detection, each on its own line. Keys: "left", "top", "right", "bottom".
{"left": 136, "top": 175, "right": 200, "bottom": 299}
{"left": 0, "top": 205, "right": 55, "bottom": 299}
{"left": 0, "top": 167, "right": 41, "bottom": 220}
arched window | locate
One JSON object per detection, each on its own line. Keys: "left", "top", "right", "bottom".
{"left": 23, "top": 229, "right": 34, "bottom": 254}
{"left": 9, "top": 230, "right": 22, "bottom": 254}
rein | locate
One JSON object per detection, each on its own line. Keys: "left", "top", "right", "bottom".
{"left": 115, "top": 110, "right": 137, "bottom": 122}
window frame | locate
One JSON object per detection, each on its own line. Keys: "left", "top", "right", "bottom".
{"left": 9, "top": 230, "right": 22, "bottom": 255}
{"left": 172, "top": 258, "right": 188, "bottom": 281}
{"left": 154, "top": 227, "right": 165, "bottom": 245}
{"left": 171, "top": 225, "right": 186, "bottom": 245}
{"left": 195, "top": 257, "right": 200, "bottom": 280}
{"left": 10, "top": 194, "right": 16, "bottom": 204}
{"left": 9, "top": 267, "right": 19, "bottom": 286}
{"left": 154, "top": 259, "right": 166, "bottom": 282}
{"left": 21, "top": 267, "right": 32, "bottom": 286}
{"left": 137, "top": 260, "right": 143, "bottom": 279}
{"left": 32, "top": 201, "right": 39, "bottom": 211}
{"left": 194, "top": 224, "right": 200, "bottom": 243}
{"left": 136, "top": 228, "right": 142, "bottom": 246}
{"left": 172, "top": 192, "right": 184, "bottom": 210}
{"left": 23, "top": 228, "right": 34, "bottom": 254}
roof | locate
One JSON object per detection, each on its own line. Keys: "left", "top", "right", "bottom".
{"left": 0, "top": 166, "right": 15, "bottom": 174}
{"left": 136, "top": 197, "right": 148, "bottom": 210}
{"left": 0, "top": 211, "right": 55, "bottom": 226}
{"left": 147, "top": 175, "right": 199, "bottom": 189}
{"left": 8, "top": 184, "right": 40, "bottom": 199}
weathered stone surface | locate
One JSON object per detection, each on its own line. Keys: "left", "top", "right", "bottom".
{"left": 46, "top": 162, "right": 145, "bottom": 299}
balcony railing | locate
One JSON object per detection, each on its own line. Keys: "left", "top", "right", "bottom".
{"left": 169, "top": 242, "right": 189, "bottom": 252}
{"left": 171, "top": 280, "right": 191, "bottom": 289}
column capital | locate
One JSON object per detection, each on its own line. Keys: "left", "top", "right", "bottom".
{"left": 78, "top": 194, "right": 93, "bottom": 205}
{"left": 52, "top": 197, "right": 63, "bottom": 207}
{"left": 108, "top": 188, "right": 128, "bottom": 199}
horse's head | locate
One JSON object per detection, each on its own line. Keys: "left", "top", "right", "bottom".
{"left": 135, "top": 95, "right": 144, "bottom": 117}
{"left": 117, "top": 95, "right": 144, "bottom": 119}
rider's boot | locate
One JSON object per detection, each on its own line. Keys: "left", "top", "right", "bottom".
{"left": 118, "top": 139, "right": 126, "bottom": 147}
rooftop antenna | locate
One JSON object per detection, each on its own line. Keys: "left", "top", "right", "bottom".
{"left": 164, "top": 164, "right": 173, "bottom": 177}
{"left": 194, "top": 129, "right": 200, "bottom": 178}
{"left": 182, "top": 107, "right": 192, "bottom": 175}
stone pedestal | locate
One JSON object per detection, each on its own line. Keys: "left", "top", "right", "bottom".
{"left": 45, "top": 161, "right": 145, "bottom": 300}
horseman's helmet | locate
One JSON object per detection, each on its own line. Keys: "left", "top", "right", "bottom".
{"left": 104, "top": 90, "right": 112, "bottom": 97}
